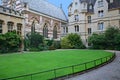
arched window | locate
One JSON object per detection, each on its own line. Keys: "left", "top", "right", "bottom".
{"left": 53, "top": 26, "right": 57, "bottom": 39}
{"left": 31, "top": 21, "right": 35, "bottom": 33}
{"left": 43, "top": 23, "right": 48, "bottom": 38}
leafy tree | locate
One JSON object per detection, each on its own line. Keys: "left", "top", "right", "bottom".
{"left": 114, "top": 33, "right": 120, "bottom": 50}
{"left": 104, "top": 27, "right": 119, "bottom": 49}
{"left": 0, "top": 31, "right": 22, "bottom": 53}
{"left": 88, "top": 33, "right": 106, "bottom": 49}
{"left": 24, "top": 32, "right": 44, "bottom": 51}
{"left": 61, "top": 36, "right": 72, "bottom": 49}
{"left": 88, "top": 27, "right": 120, "bottom": 50}
{"left": 61, "top": 33, "right": 85, "bottom": 49}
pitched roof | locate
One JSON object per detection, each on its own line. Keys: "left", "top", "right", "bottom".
{"left": 21, "top": 0, "right": 67, "bottom": 21}
{"left": 106, "top": 0, "right": 120, "bottom": 10}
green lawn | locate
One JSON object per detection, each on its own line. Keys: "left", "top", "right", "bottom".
{"left": 0, "top": 50, "right": 113, "bottom": 80}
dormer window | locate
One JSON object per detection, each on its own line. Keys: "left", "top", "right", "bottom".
{"left": 83, "top": 3, "right": 86, "bottom": 8}
{"left": 75, "top": 2, "right": 78, "bottom": 5}
{"left": 89, "top": 5, "right": 92, "bottom": 10}
{"left": 24, "top": 3, "right": 27, "bottom": 8}
{"left": 110, "top": 0, "right": 113, "bottom": 3}
{"left": 98, "top": 0, "right": 103, "bottom": 7}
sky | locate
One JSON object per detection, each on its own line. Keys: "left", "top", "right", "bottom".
{"left": 0, "top": 0, "right": 72, "bottom": 16}
{"left": 47, "top": 0, "right": 72, "bottom": 16}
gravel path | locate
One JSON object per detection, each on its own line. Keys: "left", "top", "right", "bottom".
{"left": 66, "top": 51, "right": 120, "bottom": 80}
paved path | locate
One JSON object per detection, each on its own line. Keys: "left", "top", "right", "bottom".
{"left": 66, "top": 51, "right": 120, "bottom": 80}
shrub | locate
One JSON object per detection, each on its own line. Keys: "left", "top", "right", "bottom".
{"left": 88, "top": 27, "right": 120, "bottom": 50}
{"left": 61, "top": 33, "right": 85, "bottom": 49}
{"left": 0, "top": 31, "right": 22, "bottom": 53}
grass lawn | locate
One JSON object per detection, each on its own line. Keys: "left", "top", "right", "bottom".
{"left": 0, "top": 50, "right": 113, "bottom": 80}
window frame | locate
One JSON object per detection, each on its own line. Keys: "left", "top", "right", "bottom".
{"left": 0, "top": 22, "right": 2, "bottom": 34}
{"left": 98, "top": 0, "right": 103, "bottom": 7}
{"left": 7, "top": 22, "right": 14, "bottom": 32}
{"left": 98, "top": 22, "right": 104, "bottom": 30}
{"left": 17, "top": 23, "right": 22, "bottom": 35}
{"left": 88, "top": 16, "right": 91, "bottom": 23}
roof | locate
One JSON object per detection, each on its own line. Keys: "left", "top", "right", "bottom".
{"left": 106, "top": 0, "right": 120, "bottom": 10}
{"left": 21, "top": 0, "right": 67, "bottom": 21}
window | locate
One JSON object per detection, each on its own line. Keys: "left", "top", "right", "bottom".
{"left": 0, "top": 21, "right": 2, "bottom": 34}
{"left": 3, "top": 8, "right": 6, "bottom": 12}
{"left": 43, "top": 23, "right": 48, "bottom": 38}
{"left": 88, "top": 16, "right": 91, "bottom": 23}
{"left": 88, "top": 28, "right": 92, "bottom": 34}
{"left": 75, "top": 25, "right": 79, "bottom": 32}
{"left": 17, "top": 23, "right": 22, "bottom": 35}
{"left": 63, "top": 27, "right": 68, "bottom": 33}
{"left": 53, "top": 26, "right": 57, "bottom": 39}
{"left": 89, "top": 5, "right": 92, "bottom": 10}
{"left": 75, "top": 2, "right": 78, "bottom": 6}
{"left": 98, "top": 10, "right": 104, "bottom": 17}
{"left": 110, "top": 0, "right": 113, "bottom": 3}
{"left": 119, "top": 20, "right": 120, "bottom": 28}
{"left": 7, "top": 22, "right": 14, "bottom": 32}
{"left": 31, "top": 21, "right": 35, "bottom": 33}
{"left": 66, "top": 27, "right": 68, "bottom": 33}
{"left": 83, "top": 3, "right": 86, "bottom": 8}
{"left": 98, "top": 22, "right": 104, "bottom": 30}
{"left": 98, "top": 0, "right": 103, "bottom": 7}
{"left": 119, "top": 9, "right": 120, "bottom": 14}
{"left": 24, "top": 3, "right": 27, "bottom": 8}
{"left": 75, "top": 15, "right": 79, "bottom": 21}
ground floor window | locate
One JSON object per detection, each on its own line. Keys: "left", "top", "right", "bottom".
{"left": 43, "top": 23, "right": 48, "bottom": 38}
{"left": 63, "top": 27, "right": 68, "bottom": 33}
{"left": 7, "top": 22, "right": 14, "bottom": 32}
{"left": 98, "top": 22, "right": 104, "bottom": 30}
{"left": 0, "top": 21, "right": 3, "bottom": 34}
{"left": 75, "top": 25, "right": 79, "bottom": 32}
{"left": 88, "top": 28, "right": 92, "bottom": 34}
{"left": 53, "top": 26, "right": 57, "bottom": 39}
{"left": 17, "top": 23, "right": 22, "bottom": 35}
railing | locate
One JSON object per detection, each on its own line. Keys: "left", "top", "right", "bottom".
{"left": 0, "top": 53, "right": 115, "bottom": 80}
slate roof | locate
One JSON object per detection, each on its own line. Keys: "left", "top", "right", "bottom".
{"left": 21, "top": 0, "right": 67, "bottom": 21}
{"left": 106, "top": 0, "right": 120, "bottom": 10}
{"left": 68, "top": 0, "right": 120, "bottom": 13}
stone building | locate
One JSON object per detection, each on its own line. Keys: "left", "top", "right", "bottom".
{"left": 0, "top": 5, "right": 24, "bottom": 37}
{"left": 2, "top": 0, "right": 68, "bottom": 40}
{"left": 68, "top": 0, "right": 120, "bottom": 46}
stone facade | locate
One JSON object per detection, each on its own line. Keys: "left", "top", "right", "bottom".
{"left": 2, "top": 0, "right": 68, "bottom": 40}
{"left": 0, "top": 5, "right": 24, "bottom": 37}
{"left": 68, "top": 0, "right": 120, "bottom": 46}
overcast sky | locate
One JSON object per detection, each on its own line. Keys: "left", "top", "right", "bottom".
{"left": 0, "top": 0, "right": 72, "bottom": 16}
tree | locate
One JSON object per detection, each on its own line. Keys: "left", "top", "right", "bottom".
{"left": 88, "top": 33, "right": 106, "bottom": 49}
{"left": 0, "top": 31, "right": 22, "bottom": 53}
{"left": 104, "top": 27, "right": 119, "bottom": 49}
{"left": 88, "top": 27, "right": 120, "bottom": 50}
{"left": 24, "top": 32, "right": 44, "bottom": 51}
{"left": 61, "top": 36, "right": 72, "bottom": 49}
{"left": 61, "top": 33, "right": 85, "bottom": 49}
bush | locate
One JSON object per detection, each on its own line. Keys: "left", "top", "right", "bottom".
{"left": 61, "top": 33, "right": 85, "bottom": 49}
{"left": 53, "top": 41, "right": 61, "bottom": 49}
{"left": 49, "top": 45, "right": 56, "bottom": 50}
{"left": 24, "top": 32, "right": 44, "bottom": 51}
{"left": 88, "top": 27, "right": 120, "bottom": 50}
{"left": 0, "top": 31, "right": 22, "bottom": 53}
